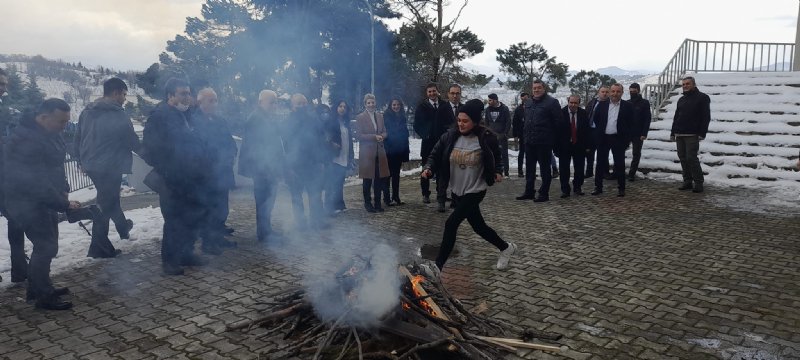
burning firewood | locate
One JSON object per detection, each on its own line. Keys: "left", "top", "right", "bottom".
{"left": 228, "top": 262, "right": 562, "bottom": 359}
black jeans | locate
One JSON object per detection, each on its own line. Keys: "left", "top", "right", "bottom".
{"left": 498, "top": 136, "right": 509, "bottom": 175}
{"left": 517, "top": 137, "right": 525, "bottom": 175}
{"left": 288, "top": 168, "right": 324, "bottom": 227}
{"left": 436, "top": 191, "right": 507, "bottom": 269}
{"left": 6, "top": 215, "right": 26, "bottom": 282}
{"left": 558, "top": 146, "right": 587, "bottom": 194}
{"left": 86, "top": 171, "right": 127, "bottom": 256}
{"left": 201, "top": 187, "right": 229, "bottom": 247}
{"left": 159, "top": 189, "right": 204, "bottom": 266}
{"left": 524, "top": 142, "right": 553, "bottom": 198}
{"left": 594, "top": 135, "right": 627, "bottom": 191}
{"left": 420, "top": 138, "right": 436, "bottom": 197}
{"left": 629, "top": 138, "right": 644, "bottom": 177}
{"left": 253, "top": 176, "right": 278, "bottom": 240}
{"left": 585, "top": 148, "right": 596, "bottom": 176}
{"left": 384, "top": 154, "right": 404, "bottom": 202}
{"left": 325, "top": 164, "right": 347, "bottom": 211}
{"left": 7, "top": 208, "right": 59, "bottom": 300}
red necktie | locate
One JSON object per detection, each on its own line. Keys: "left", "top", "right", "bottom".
{"left": 570, "top": 112, "right": 577, "bottom": 144}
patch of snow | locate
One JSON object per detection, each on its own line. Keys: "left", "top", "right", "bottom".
{"left": 688, "top": 338, "right": 722, "bottom": 349}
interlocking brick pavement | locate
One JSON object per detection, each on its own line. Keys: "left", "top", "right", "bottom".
{"left": 0, "top": 176, "right": 798, "bottom": 359}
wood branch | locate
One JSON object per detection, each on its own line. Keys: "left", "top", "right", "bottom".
{"left": 226, "top": 303, "right": 310, "bottom": 331}
{"left": 475, "top": 336, "right": 561, "bottom": 352}
{"left": 334, "top": 330, "right": 353, "bottom": 360}
{"left": 397, "top": 337, "right": 454, "bottom": 359}
{"left": 362, "top": 352, "right": 399, "bottom": 360}
{"left": 446, "top": 0, "right": 469, "bottom": 29}
{"left": 352, "top": 328, "right": 363, "bottom": 360}
{"left": 398, "top": 267, "right": 449, "bottom": 321}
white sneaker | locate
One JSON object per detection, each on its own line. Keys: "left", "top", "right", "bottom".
{"left": 496, "top": 242, "right": 517, "bottom": 270}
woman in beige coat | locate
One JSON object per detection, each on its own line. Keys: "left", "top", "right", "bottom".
{"left": 356, "top": 93, "right": 390, "bottom": 212}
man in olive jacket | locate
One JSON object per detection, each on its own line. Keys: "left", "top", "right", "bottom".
{"left": 76, "top": 78, "right": 140, "bottom": 258}
{"left": 671, "top": 76, "right": 711, "bottom": 193}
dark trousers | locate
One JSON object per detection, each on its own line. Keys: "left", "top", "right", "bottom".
{"left": 384, "top": 154, "right": 404, "bottom": 202}
{"left": 524, "top": 143, "right": 553, "bottom": 198}
{"left": 420, "top": 138, "right": 436, "bottom": 197}
{"left": 436, "top": 191, "right": 507, "bottom": 269}
{"left": 629, "top": 138, "right": 644, "bottom": 177}
{"left": 362, "top": 157, "right": 386, "bottom": 207}
{"left": 676, "top": 135, "right": 704, "bottom": 184}
{"left": 586, "top": 148, "right": 596, "bottom": 176}
{"left": 288, "top": 169, "right": 324, "bottom": 227}
{"left": 594, "top": 135, "right": 627, "bottom": 191}
{"left": 7, "top": 216, "right": 26, "bottom": 282}
{"left": 558, "top": 146, "right": 586, "bottom": 194}
{"left": 325, "top": 164, "right": 347, "bottom": 211}
{"left": 86, "top": 171, "right": 127, "bottom": 257}
{"left": 498, "top": 136, "right": 509, "bottom": 175}
{"left": 202, "top": 188, "right": 229, "bottom": 247}
{"left": 160, "top": 190, "right": 204, "bottom": 266}
{"left": 253, "top": 176, "right": 278, "bottom": 240}
{"left": 517, "top": 137, "right": 525, "bottom": 176}
{"left": 8, "top": 208, "right": 59, "bottom": 300}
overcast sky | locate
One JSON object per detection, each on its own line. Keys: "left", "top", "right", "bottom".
{"left": 1, "top": 0, "right": 797, "bottom": 74}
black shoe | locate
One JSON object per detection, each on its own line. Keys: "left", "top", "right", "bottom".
{"left": 119, "top": 219, "right": 134, "bottom": 240}
{"left": 604, "top": 173, "right": 615, "bottom": 180}
{"left": 163, "top": 263, "right": 184, "bottom": 276}
{"left": 364, "top": 203, "right": 376, "bottom": 213}
{"left": 392, "top": 198, "right": 404, "bottom": 205}
{"left": 678, "top": 183, "right": 693, "bottom": 191}
{"left": 28, "top": 287, "right": 70, "bottom": 302}
{"left": 533, "top": 196, "right": 549, "bottom": 203}
{"left": 437, "top": 202, "right": 446, "bottom": 213}
{"left": 591, "top": 188, "right": 603, "bottom": 195}
{"left": 518, "top": 173, "right": 525, "bottom": 178}
{"left": 385, "top": 200, "right": 396, "bottom": 207}
{"left": 585, "top": 171, "right": 594, "bottom": 178}
{"left": 516, "top": 194, "right": 535, "bottom": 200}
{"left": 88, "top": 249, "right": 122, "bottom": 259}
{"left": 618, "top": 190, "right": 625, "bottom": 197}
{"left": 422, "top": 195, "right": 431, "bottom": 204}
{"left": 179, "top": 255, "right": 208, "bottom": 267}
{"left": 627, "top": 175, "right": 635, "bottom": 182}
{"left": 560, "top": 193, "right": 570, "bottom": 199}
{"left": 504, "top": 172, "right": 510, "bottom": 177}
{"left": 373, "top": 206, "right": 385, "bottom": 213}
{"left": 35, "top": 295, "right": 72, "bottom": 310}
{"left": 692, "top": 183, "right": 704, "bottom": 193}
{"left": 224, "top": 225, "right": 235, "bottom": 234}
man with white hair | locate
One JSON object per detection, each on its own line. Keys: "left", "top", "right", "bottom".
{"left": 190, "top": 87, "right": 238, "bottom": 254}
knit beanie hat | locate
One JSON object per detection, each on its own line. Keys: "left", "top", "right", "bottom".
{"left": 459, "top": 99, "right": 485, "bottom": 125}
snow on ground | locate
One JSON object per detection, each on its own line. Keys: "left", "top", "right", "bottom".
{"left": 0, "top": 206, "right": 163, "bottom": 288}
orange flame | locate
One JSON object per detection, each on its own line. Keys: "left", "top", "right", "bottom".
{"left": 407, "top": 275, "right": 437, "bottom": 317}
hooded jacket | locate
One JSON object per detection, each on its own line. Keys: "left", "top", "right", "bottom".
{"left": 75, "top": 98, "right": 140, "bottom": 174}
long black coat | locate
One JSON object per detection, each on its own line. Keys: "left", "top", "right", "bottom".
{"left": 75, "top": 99, "right": 140, "bottom": 174}
{"left": 189, "top": 109, "right": 238, "bottom": 190}
{"left": 555, "top": 106, "right": 593, "bottom": 155}
{"left": 283, "top": 108, "right": 326, "bottom": 176}
{"left": 523, "top": 94, "right": 561, "bottom": 145}
{"left": 671, "top": 87, "right": 711, "bottom": 138}
{"left": 4, "top": 116, "right": 71, "bottom": 216}
{"left": 425, "top": 127, "right": 503, "bottom": 188}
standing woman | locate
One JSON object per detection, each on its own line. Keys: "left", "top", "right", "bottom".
{"left": 382, "top": 97, "right": 410, "bottom": 206}
{"left": 355, "top": 94, "right": 390, "bottom": 213}
{"left": 421, "top": 99, "right": 518, "bottom": 271}
{"left": 325, "top": 100, "right": 354, "bottom": 213}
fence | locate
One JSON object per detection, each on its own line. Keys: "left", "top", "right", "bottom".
{"left": 643, "top": 39, "right": 795, "bottom": 112}
{"left": 65, "top": 154, "right": 93, "bottom": 192}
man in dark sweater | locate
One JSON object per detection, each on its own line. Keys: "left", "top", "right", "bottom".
{"left": 671, "top": 76, "right": 711, "bottom": 193}
{"left": 484, "top": 93, "right": 511, "bottom": 177}
{"left": 627, "top": 83, "right": 651, "bottom": 181}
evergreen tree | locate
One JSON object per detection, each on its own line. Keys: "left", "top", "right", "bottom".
{"left": 495, "top": 42, "right": 569, "bottom": 93}
{"left": 568, "top": 70, "right": 617, "bottom": 107}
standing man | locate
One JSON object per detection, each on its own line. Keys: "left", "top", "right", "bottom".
{"left": 555, "top": 95, "right": 591, "bottom": 197}
{"left": 591, "top": 83, "right": 634, "bottom": 197}
{"left": 485, "top": 93, "right": 512, "bottom": 178}
{"left": 511, "top": 92, "right": 529, "bottom": 178}
{"left": 4, "top": 99, "right": 79, "bottom": 309}
{"left": 76, "top": 78, "right": 139, "bottom": 258}
{"left": 671, "top": 76, "right": 711, "bottom": 193}
{"left": 585, "top": 86, "right": 609, "bottom": 178}
{"left": 413, "top": 83, "right": 450, "bottom": 206}
{"left": 190, "top": 88, "right": 238, "bottom": 254}
{"left": 1, "top": 68, "right": 26, "bottom": 284}
{"left": 516, "top": 80, "right": 561, "bottom": 203}
{"left": 627, "top": 83, "right": 651, "bottom": 181}
{"left": 284, "top": 94, "right": 326, "bottom": 229}
{"left": 142, "top": 78, "right": 208, "bottom": 276}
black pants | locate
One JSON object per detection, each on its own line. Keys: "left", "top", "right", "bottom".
{"left": 585, "top": 148, "right": 595, "bottom": 176}
{"left": 436, "top": 191, "right": 507, "bottom": 269}
{"left": 384, "top": 154, "right": 404, "bottom": 202}
{"left": 558, "top": 146, "right": 586, "bottom": 194}
{"left": 517, "top": 137, "right": 525, "bottom": 176}
{"left": 288, "top": 168, "right": 324, "bottom": 227}
{"left": 420, "top": 138, "right": 436, "bottom": 197}
{"left": 6, "top": 215, "right": 27, "bottom": 282}
{"left": 524, "top": 142, "right": 553, "bottom": 198}
{"left": 86, "top": 171, "right": 127, "bottom": 257}
{"left": 160, "top": 189, "right": 204, "bottom": 266}
{"left": 253, "top": 176, "right": 278, "bottom": 240}
{"left": 629, "top": 138, "right": 644, "bottom": 177}
{"left": 363, "top": 157, "right": 386, "bottom": 207}
{"left": 325, "top": 164, "right": 347, "bottom": 212}
{"left": 201, "top": 187, "right": 230, "bottom": 247}
{"left": 498, "top": 136, "right": 509, "bottom": 175}
{"left": 594, "top": 135, "right": 627, "bottom": 191}
{"left": 7, "top": 208, "right": 59, "bottom": 300}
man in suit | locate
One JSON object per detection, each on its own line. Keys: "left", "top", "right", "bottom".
{"left": 585, "top": 86, "right": 609, "bottom": 178}
{"left": 627, "top": 83, "right": 651, "bottom": 181}
{"left": 413, "top": 83, "right": 452, "bottom": 207}
{"left": 591, "top": 83, "right": 634, "bottom": 197}
{"left": 556, "top": 95, "right": 592, "bottom": 197}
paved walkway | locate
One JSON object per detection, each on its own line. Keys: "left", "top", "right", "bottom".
{"left": 0, "top": 176, "right": 798, "bottom": 359}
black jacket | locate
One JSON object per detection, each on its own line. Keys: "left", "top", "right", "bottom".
{"left": 628, "top": 94, "right": 652, "bottom": 138}
{"left": 283, "top": 107, "right": 327, "bottom": 173}
{"left": 189, "top": 109, "right": 238, "bottom": 190}
{"left": 523, "top": 94, "right": 561, "bottom": 145}
{"left": 424, "top": 127, "right": 503, "bottom": 188}
{"left": 484, "top": 103, "right": 511, "bottom": 137}
{"left": 75, "top": 99, "right": 141, "bottom": 174}
{"left": 3, "top": 116, "right": 71, "bottom": 213}
{"left": 592, "top": 100, "right": 635, "bottom": 145}
{"left": 238, "top": 108, "right": 285, "bottom": 179}
{"left": 141, "top": 102, "right": 208, "bottom": 194}
{"left": 671, "top": 87, "right": 711, "bottom": 138}
{"left": 383, "top": 110, "right": 410, "bottom": 161}
{"left": 555, "top": 106, "right": 592, "bottom": 155}
{"left": 511, "top": 104, "right": 525, "bottom": 138}
{"left": 413, "top": 98, "right": 453, "bottom": 141}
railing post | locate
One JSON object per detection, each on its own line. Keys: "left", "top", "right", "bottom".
{"left": 794, "top": 0, "right": 800, "bottom": 71}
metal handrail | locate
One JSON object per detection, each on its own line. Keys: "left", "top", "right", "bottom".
{"left": 643, "top": 39, "right": 795, "bottom": 113}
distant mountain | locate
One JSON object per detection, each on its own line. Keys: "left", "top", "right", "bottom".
{"left": 596, "top": 66, "right": 649, "bottom": 76}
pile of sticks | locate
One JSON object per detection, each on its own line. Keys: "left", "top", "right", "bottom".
{"left": 226, "top": 264, "right": 562, "bottom": 359}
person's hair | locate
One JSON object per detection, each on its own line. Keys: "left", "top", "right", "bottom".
{"left": 388, "top": 97, "right": 406, "bottom": 118}
{"left": 568, "top": 95, "right": 581, "bottom": 103}
{"left": 448, "top": 83, "right": 462, "bottom": 91}
{"left": 334, "top": 100, "right": 351, "bottom": 120}
{"left": 258, "top": 89, "right": 277, "bottom": 102}
{"left": 520, "top": 92, "right": 529, "bottom": 97}
{"left": 363, "top": 93, "right": 376, "bottom": 104}
{"left": 196, "top": 87, "right": 216, "bottom": 101}
{"left": 488, "top": 93, "right": 498, "bottom": 101}
{"left": 103, "top": 77, "right": 128, "bottom": 97}
{"left": 164, "top": 78, "right": 189, "bottom": 99}
{"left": 682, "top": 76, "right": 696, "bottom": 86}
{"left": 36, "top": 98, "right": 70, "bottom": 116}
{"left": 532, "top": 79, "right": 545, "bottom": 87}
{"left": 425, "top": 82, "right": 438, "bottom": 91}
{"left": 610, "top": 83, "right": 624, "bottom": 91}
{"left": 629, "top": 82, "right": 641, "bottom": 91}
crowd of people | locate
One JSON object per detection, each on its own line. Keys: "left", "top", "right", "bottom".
{"left": 0, "top": 69, "right": 723, "bottom": 310}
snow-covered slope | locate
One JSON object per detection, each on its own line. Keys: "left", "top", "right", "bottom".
{"left": 641, "top": 72, "right": 800, "bottom": 193}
